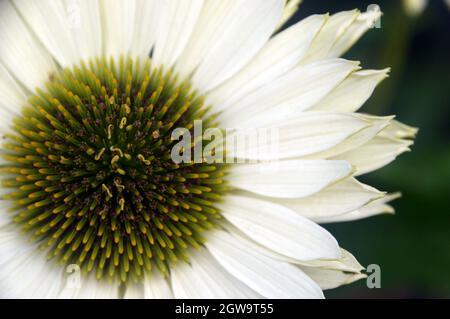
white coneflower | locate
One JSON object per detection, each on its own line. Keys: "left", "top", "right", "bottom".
{"left": 0, "top": 0, "right": 416, "bottom": 299}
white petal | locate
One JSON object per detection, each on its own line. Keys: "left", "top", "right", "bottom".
{"left": 0, "top": 201, "right": 14, "bottom": 227}
{"left": 13, "top": 0, "right": 80, "bottom": 66}
{"left": 69, "top": 0, "right": 103, "bottom": 61}
{"left": 266, "top": 178, "right": 384, "bottom": 220}
{"left": 59, "top": 275, "right": 120, "bottom": 299}
{"left": 379, "top": 120, "right": 418, "bottom": 140}
{"left": 0, "top": 63, "right": 26, "bottom": 115}
{"left": 299, "top": 249, "right": 366, "bottom": 290}
{"left": 128, "top": 0, "right": 158, "bottom": 59}
{"left": 177, "top": 0, "right": 284, "bottom": 91}
{"left": 207, "top": 14, "right": 326, "bottom": 112}
{"left": 306, "top": 115, "right": 393, "bottom": 160}
{"left": 152, "top": 0, "right": 204, "bottom": 69}
{"left": 300, "top": 266, "right": 366, "bottom": 290}
{"left": 171, "top": 249, "right": 260, "bottom": 299}
{"left": 100, "top": 0, "right": 136, "bottom": 58}
{"left": 0, "top": 229, "right": 64, "bottom": 298}
{"left": 0, "top": 1, "right": 57, "bottom": 91}
{"left": 143, "top": 271, "right": 174, "bottom": 299}
{"left": 0, "top": 219, "right": 7, "bottom": 230}
{"left": 0, "top": 108, "right": 14, "bottom": 133}
{"left": 299, "top": 249, "right": 364, "bottom": 273}
{"left": 219, "top": 59, "right": 360, "bottom": 126}
{"left": 251, "top": 245, "right": 367, "bottom": 290}
{"left": 315, "top": 193, "right": 401, "bottom": 223}
{"left": 205, "top": 230, "right": 324, "bottom": 299}
{"left": 14, "top": 0, "right": 102, "bottom": 65}
{"left": 312, "top": 69, "right": 390, "bottom": 113}
{"left": 301, "top": 10, "right": 359, "bottom": 63}
{"left": 220, "top": 195, "right": 341, "bottom": 261}
{"left": 123, "top": 284, "right": 144, "bottom": 299}
{"left": 225, "top": 112, "right": 370, "bottom": 161}
{"left": 329, "top": 9, "right": 382, "bottom": 58}
{"left": 332, "top": 136, "right": 413, "bottom": 176}
{"left": 357, "top": 193, "right": 400, "bottom": 215}
{"left": 277, "top": 0, "right": 303, "bottom": 30}
{"left": 228, "top": 160, "right": 353, "bottom": 199}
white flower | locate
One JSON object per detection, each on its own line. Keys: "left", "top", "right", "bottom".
{"left": 0, "top": 0, "right": 416, "bottom": 299}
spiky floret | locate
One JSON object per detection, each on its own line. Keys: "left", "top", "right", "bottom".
{"left": 0, "top": 56, "right": 228, "bottom": 283}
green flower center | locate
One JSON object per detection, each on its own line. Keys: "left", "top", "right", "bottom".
{"left": 0, "top": 57, "right": 228, "bottom": 283}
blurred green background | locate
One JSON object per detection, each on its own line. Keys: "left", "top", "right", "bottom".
{"left": 290, "top": 0, "right": 450, "bottom": 298}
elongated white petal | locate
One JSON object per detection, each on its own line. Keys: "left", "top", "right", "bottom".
{"left": 277, "top": 0, "right": 303, "bottom": 30}
{"left": 171, "top": 249, "right": 260, "bottom": 299}
{"left": 69, "top": 0, "right": 103, "bottom": 61}
{"left": 0, "top": 63, "right": 27, "bottom": 133}
{"left": 299, "top": 249, "right": 364, "bottom": 273}
{"left": 219, "top": 59, "right": 360, "bottom": 126}
{"left": 229, "top": 160, "right": 353, "bottom": 199}
{"left": 205, "top": 230, "right": 324, "bottom": 299}
{"left": 220, "top": 195, "right": 341, "bottom": 261}
{"left": 306, "top": 115, "right": 393, "bottom": 160}
{"left": 0, "top": 1, "right": 57, "bottom": 91}
{"left": 177, "top": 0, "right": 284, "bottom": 91}
{"left": 129, "top": 0, "right": 158, "bottom": 59}
{"left": 302, "top": 10, "right": 359, "bottom": 63}
{"left": 0, "top": 207, "right": 11, "bottom": 228}
{"left": 152, "top": 0, "right": 204, "bottom": 69}
{"left": 0, "top": 63, "right": 26, "bottom": 115}
{"left": 266, "top": 178, "right": 384, "bottom": 220}
{"left": 0, "top": 229, "right": 64, "bottom": 298}
{"left": 333, "top": 136, "right": 413, "bottom": 176}
{"left": 14, "top": 0, "right": 102, "bottom": 65}
{"left": 329, "top": 9, "right": 382, "bottom": 58}
{"left": 143, "top": 272, "right": 174, "bottom": 299}
{"left": 313, "top": 69, "right": 390, "bottom": 113}
{"left": 299, "top": 249, "right": 365, "bottom": 290}
{"left": 380, "top": 120, "right": 419, "bottom": 140}
{"left": 122, "top": 277, "right": 173, "bottom": 299}
{"left": 227, "top": 242, "right": 363, "bottom": 274}
{"left": 59, "top": 275, "right": 120, "bottom": 299}
{"left": 250, "top": 246, "right": 366, "bottom": 289}
{"left": 207, "top": 14, "right": 326, "bottom": 112}
{"left": 315, "top": 193, "right": 401, "bottom": 223}
{"left": 357, "top": 193, "right": 399, "bottom": 215}
{"left": 100, "top": 0, "right": 136, "bottom": 58}
{"left": 301, "top": 266, "right": 366, "bottom": 290}
{"left": 14, "top": 0, "right": 79, "bottom": 66}
{"left": 225, "top": 112, "right": 369, "bottom": 161}
{"left": 123, "top": 285, "right": 144, "bottom": 299}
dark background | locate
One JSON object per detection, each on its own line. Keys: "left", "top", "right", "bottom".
{"left": 287, "top": 0, "right": 450, "bottom": 298}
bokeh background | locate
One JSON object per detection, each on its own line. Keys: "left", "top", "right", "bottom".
{"left": 288, "top": 0, "right": 450, "bottom": 298}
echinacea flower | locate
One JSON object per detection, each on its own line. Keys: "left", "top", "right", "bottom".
{"left": 0, "top": 0, "right": 416, "bottom": 299}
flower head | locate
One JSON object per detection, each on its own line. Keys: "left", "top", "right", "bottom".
{"left": 0, "top": 0, "right": 416, "bottom": 299}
